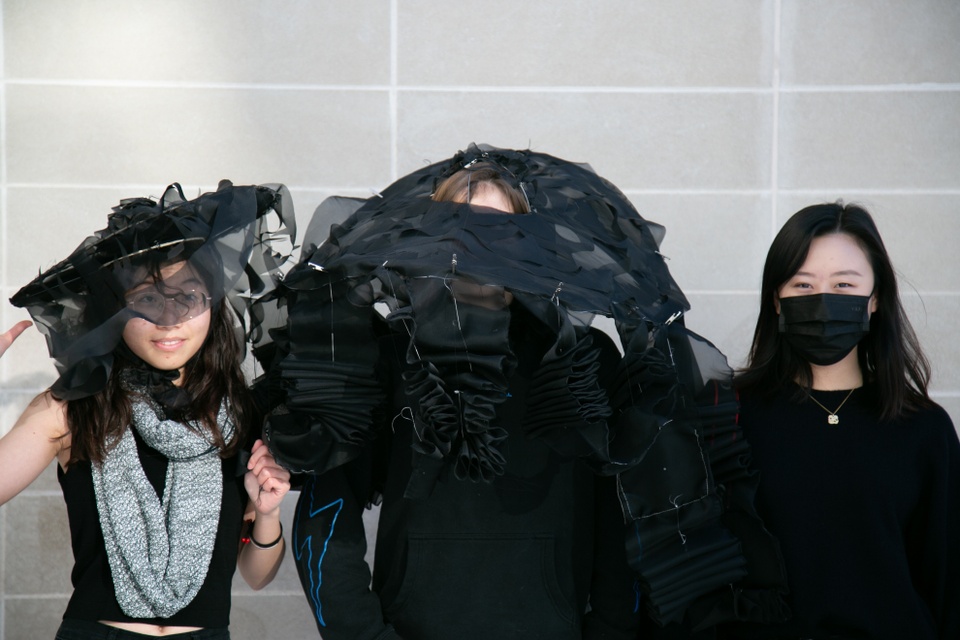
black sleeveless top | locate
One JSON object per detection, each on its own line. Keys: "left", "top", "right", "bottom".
{"left": 57, "top": 429, "right": 247, "bottom": 628}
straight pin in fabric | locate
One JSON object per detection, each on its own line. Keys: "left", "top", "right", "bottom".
{"left": 519, "top": 182, "right": 531, "bottom": 212}
{"left": 329, "top": 282, "right": 336, "bottom": 362}
{"left": 670, "top": 495, "right": 687, "bottom": 545}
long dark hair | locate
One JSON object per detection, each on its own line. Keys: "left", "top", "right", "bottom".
{"left": 65, "top": 284, "right": 255, "bottom": 466}
{"left": 735, "top": 202, "right": 933, "bottom": 421}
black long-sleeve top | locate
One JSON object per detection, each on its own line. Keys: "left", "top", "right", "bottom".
{"left": 291, "top": 319, "right": 642, "bottom": 640}
{"left": 724, "top": 384, "right": 960, "bottom": 640}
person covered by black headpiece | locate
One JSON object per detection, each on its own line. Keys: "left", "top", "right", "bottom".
{"left": 263, "top": 144, "right": 788, "bottom": 638}
{"left": 4, "top": 180, "right": 294, "bottom": 638}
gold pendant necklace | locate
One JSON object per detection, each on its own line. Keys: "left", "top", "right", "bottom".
{"left": 808, "top": 388, "right": 855, "bottom": 425}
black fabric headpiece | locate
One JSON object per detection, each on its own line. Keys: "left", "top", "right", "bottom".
{"left": 11, "top": 180, "right": 296, "bottom": 400}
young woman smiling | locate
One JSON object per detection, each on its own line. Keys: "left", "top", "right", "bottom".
{"left": 4, "top": 181, "right": 295, "bottom": 639}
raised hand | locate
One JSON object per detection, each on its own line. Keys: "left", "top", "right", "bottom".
{"left": 0, "top": 321, "right": 32, "bottom": 359}
{"left": 244, "top": 438, "right": 291, "bottom": 517}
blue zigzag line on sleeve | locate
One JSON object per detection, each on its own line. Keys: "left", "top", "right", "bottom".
{"left": 293, "top": 476, "right": 344, "bottom": 628}
{"left": 632, "top": 520, "right": 642, "bottom": 613}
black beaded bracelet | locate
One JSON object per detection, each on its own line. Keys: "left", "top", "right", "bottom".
{"left": 250, "top": 522, "right": 283, "bottom": 550}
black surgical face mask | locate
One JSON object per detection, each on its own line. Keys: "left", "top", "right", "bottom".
{"left": 778, "top": 293, "right": 871, "bottom": 366}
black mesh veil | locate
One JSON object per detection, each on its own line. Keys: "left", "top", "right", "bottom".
{"left": 10, "top": 180, "right": 296, "bottom": 400}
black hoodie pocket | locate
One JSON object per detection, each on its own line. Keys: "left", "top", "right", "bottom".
{"left": 384, "top": 532, "right": 579, "bottom": 640}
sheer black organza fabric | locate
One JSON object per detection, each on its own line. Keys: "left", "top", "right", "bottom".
{"left": 261, "top": 144, "right": 787, "bottom": 628}
{"left": 10, "top": 180, "right": 296, "bottom": 400}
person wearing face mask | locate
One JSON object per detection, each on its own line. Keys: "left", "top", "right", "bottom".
{"left": 722, "top": 202, "right": 959, "bottom": 639}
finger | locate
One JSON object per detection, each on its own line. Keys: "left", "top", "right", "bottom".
{"left": 245, "top": 458, "right": 284, "bottom": 482}
{"left": 0, "top": 320, "right": 32, "bottom": 356}
{"left": 252, "top": 468, "right": 280, "bottom": 489}
{"left": 247, "top": 452, "right": 265, "bottom": 475}
{"left": 249, "top": 457, "right": 282, "bottom": 480}
{"left": 246, "top": 439, "right": 280, "bottom": 470}
{"left": 271, "top": 467, "right": 291, "bottom": 483}
{"left": 254, "top": 481, "right": 286, "bottom": 509}
{"left": 252, "top": 479, "right": 288, "bottom": 510}
{"left": 246, "top": 442, "right": 271, "bottom": 471}
{"left": 255, "top": 461, "right": 291, "bottom": 482}
{"left": 244, "top": 479, "right": 264, "bottom": 505}
{"left": 258, "top": 473, "right": 290, "bottom": 493}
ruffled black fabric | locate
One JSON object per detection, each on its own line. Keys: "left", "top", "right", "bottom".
{"left": 678, "top": 384, "right": 792, "bottom": 632}
{"left": 614, "top": 325, "right": 790, "bottom": 629}
{"left": 261, "top": 144, "right": 787, "bottom": 629}
{"left": 11, "top": 180, "right": 296, "bottom": 400}
{"left": 392, "top": 276, "right": 514, "bottom": 497}
{"left": 522, "top": 302, "right": 614, "bottom": 467}
{"left": 262, "top": 274, "right": 385, "bottom": 474}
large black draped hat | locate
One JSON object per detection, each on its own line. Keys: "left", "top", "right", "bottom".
{"left": 267, "top": 143, "right": 693, "bottom": 477}
{"left": 10, "top": 180, "right": 296, "bottom": 400}
{"left": 297, "top": 143, "right": 689, "bottom": 321}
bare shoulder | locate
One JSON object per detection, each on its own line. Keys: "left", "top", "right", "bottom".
{"left": 13, "top": 391, "right": 70, "bottom": 443}
{"left": 0, "top": 391, "right": 71, "bottom": 503}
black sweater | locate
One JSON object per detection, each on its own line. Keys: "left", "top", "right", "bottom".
{"left": 723, "top": 384, "right": 960, "bottom": 640}
{"left": 292, "top": 323, "right": 641, "bottom": 640}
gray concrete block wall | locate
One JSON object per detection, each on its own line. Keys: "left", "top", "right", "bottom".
{"left": 0, "top": 1, "right": 957, "bottom": 638}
